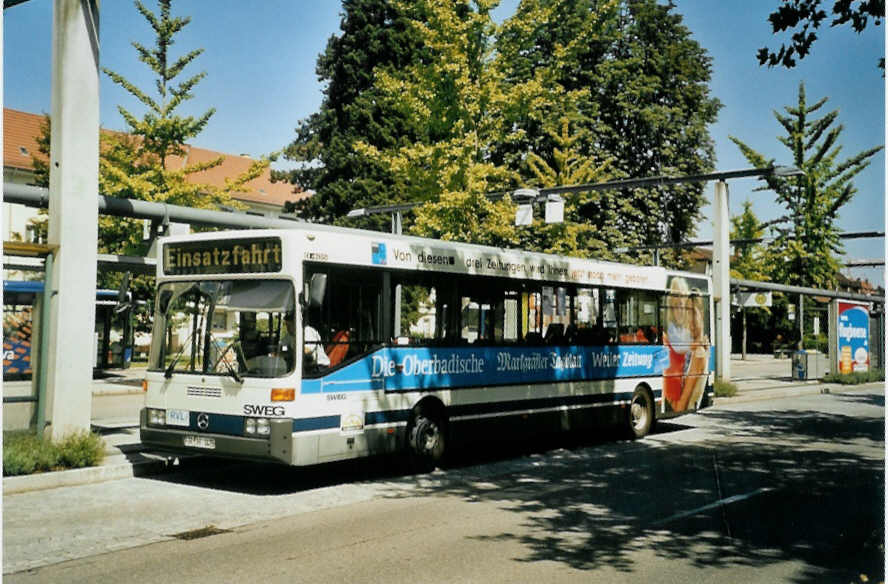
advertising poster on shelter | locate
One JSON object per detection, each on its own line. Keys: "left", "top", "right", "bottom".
{"left": 837, "top": 302, "right": 870, "bottom": 373}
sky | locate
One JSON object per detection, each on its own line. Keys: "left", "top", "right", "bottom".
{"left": 3, "top": 0, "right": 885, "bottom": 285}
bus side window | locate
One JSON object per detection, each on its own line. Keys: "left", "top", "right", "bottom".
{"left": 394, "top": 282, "right": 437, "bottom": 345}
{"left": 310, "top": 265, "right": 383, "bottom": 361}
{"left": 602, "top": 289, "right": 618, "bottom": 343}
{"left": 616, "top": 290, "right": 660, "bottom": 344}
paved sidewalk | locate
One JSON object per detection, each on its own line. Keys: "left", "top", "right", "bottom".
{"left": 0, "top": 355, "right": 867, "bottom": 495}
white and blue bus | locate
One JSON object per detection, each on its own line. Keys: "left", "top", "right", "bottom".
{"left": 141, "top": 226, "right": 714, "bottom": 467}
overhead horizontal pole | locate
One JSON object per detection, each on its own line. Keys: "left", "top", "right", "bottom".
{"left": 620, "top": 231, "right": 885, "bottom": 252}
{"left": 347, "top": 166, "right": 800, "bottom": 217}
{"left": 533, "top": 166, "right": 799, "bottom": 197}
{"left": 731, "top": 278, "right": 883, "bottom": 304}
{"left": 843, "top": 259, "right": 885, "bottom": 268}
{"left": 96, "top": 254, "right": 157, "bottom": 274}
{"left": 4, "top": 183, "right": 305, "bottom": 230}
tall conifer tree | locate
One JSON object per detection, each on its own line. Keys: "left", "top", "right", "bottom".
{"left": 731, "top": 82, "right": 883, "bottom": 288}
{"left": 277, "top": 0, "right": 426, "bottom": 227}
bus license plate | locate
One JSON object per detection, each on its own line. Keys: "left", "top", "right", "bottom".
{"left": 184, "top": 435, "right": 215, "bottom": 450}
{"left": 167, "top": 409, "right": 190, "bottom": 427}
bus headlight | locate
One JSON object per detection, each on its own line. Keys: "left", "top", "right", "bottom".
{"left": 148, "top": 408, "right": 166, "bottom": 426}
{"left": 244, "top": 418, "right": 271, "bottom": 436}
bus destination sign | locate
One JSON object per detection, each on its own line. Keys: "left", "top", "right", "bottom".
{"left": 163, "top": 237, "right": 283, "bottom": 275}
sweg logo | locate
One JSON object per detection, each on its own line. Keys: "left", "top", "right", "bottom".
{"left": 243, "top": 404, "right": 286, "bottom": 417}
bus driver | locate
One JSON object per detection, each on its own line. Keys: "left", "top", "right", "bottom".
{"left": 295, "top": 311, "right": 329, "bottom": 370}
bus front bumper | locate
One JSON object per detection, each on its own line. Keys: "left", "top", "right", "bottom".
{"left": 139, "top": 409, "right": 293, "bottom": 464}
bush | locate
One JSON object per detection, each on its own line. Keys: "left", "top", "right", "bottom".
{"left": 3, "top": 430, "right": 105, "bottom": 476}
{"left": 714, "top": 379, "right": 738, "bottom": 397}
{"left": 822, "top": 369, "right": 885, "bottom": 385}
{"left": 57, "top": 431, "right": 106, "bottom": 469}
{"left": 802, "top": 333, "right": 828, "bottom": 352}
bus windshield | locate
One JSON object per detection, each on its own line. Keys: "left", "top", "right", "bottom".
{"left": 148, "top": 279, "right": 296, "bottom": 379}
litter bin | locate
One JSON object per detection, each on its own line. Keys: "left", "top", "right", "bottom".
{"left": 792, "top": 350, "right": 828, "bottom": 380}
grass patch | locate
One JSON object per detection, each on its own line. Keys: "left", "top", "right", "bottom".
{"left": 713, "top": 379, "right": 738, "bottom": 397}
{"left": 3, "top": 430, "right": 105, "bottom": 477}
{"left": 822, "top": 368, "right": 885, "bottom": 385}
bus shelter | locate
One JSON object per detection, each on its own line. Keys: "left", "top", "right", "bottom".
{"left": 3, "top": 280, "right": 134, "bottom": 431}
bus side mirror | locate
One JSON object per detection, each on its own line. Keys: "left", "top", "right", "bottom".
{"left": 158, "top": 289, "right": 173, "bottom": 314}
{"left": 115, "top": 271, "right": 132, "bottom": 314}
{"left": 307, "top": 273, "right": 327, "bottom": 309}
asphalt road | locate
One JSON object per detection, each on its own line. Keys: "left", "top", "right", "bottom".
{"left": 4, "top": 385, "right": 884, "bottom": 583}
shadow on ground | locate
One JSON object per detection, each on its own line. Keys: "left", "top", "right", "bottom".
{"left": 147, "top": 401, "right": 884, "bottom": 583}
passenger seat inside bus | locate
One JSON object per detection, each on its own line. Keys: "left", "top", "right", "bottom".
{"left": 325, "top": 330, "right": 350, "bottom": 367}
{"left": 544, "top": 323, "right": 565, "bottom": 345}
{"left": 524, "top": 332, "right": 543, "bottom": 345}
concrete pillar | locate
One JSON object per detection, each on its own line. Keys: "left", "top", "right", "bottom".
{"left": 44, "top": 0, "right": 100, "bottom": 440}
{"left": 712, "top": 180, "right": 731, "bottom": 381}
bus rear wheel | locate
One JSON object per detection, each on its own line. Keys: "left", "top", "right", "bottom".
{"left": 626, "top": 386, "right": 654, "bottom": 439}
{"left": 408, "top": 411, "right": 446, "bottom": 470}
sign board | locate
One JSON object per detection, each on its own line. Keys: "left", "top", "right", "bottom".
{"left": 515, "top": 204, "right": 533, "bottom": 226}
{"left": 829, "top": 299, "right": 870, "bottom": 374}
{"left": 733, "top": 291, "right": 772, "bottom": 308}
{"left": 162, "top": 237, "right": 282, "bottom": 276}
{"left": 545, "top": 199, "right": 564, "bottom": 224}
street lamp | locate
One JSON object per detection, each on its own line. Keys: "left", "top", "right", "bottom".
{"left": 512, "top": 188, "right": 538, "bottom": 226}
{"left": 772, "top": 165, "right": 806, "bottom": 177}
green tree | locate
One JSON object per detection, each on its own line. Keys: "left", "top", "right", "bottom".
{"left": 99, "top": 1, "right": 271, "bottom": 317}
{"left": 103, "top": 0, "right": 214, "bottom": 170}
{"left": 355, "top": 0, "right": 520, "bottom": 246}
{"left": 30, "top": 0, "right": 270, "bottom": 314}
{"left": 276, "top": 0, "right": 426, "bottom": 229}
{"left": 730, "top": 200, "right": 772, "bottom": 358}
{"left": 518, "top": 116, "right": 618, "bottom": 258}
{"left": 291, "top": 0, "right": 719, "bottom": 259}
{"left": 493, "top": 0, "right": 617, "bottom": 173}
{"left": 494, "top": 0, "right": 627, "bottom": 257}
{"left": 592, "top": 0, "right": 720, "bottom": 256}
{"left": 495, "top": 0, "right": 721, "bottom": 262}
{"left": 758, "top": 0, "right": 885, "bottom": 70}
{"left": 730, "top": 82, "right": 883, "bottom": 288}
{"left": 100, "top": 0, "right": 271, "bottom": 255}
{"left": 730, "top": 200, "right": 769, "bottom": 282}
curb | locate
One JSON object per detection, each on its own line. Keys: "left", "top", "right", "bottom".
{"left": 714, "top": 381, "right": 883, "bottom": 405}
{"left": 3, "top": 456, "right": 169, "bottom": 495}
{"left": 714, "top": 384, "right": 825, "bottom": 405}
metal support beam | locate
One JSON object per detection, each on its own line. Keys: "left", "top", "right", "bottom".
{"left": 36, "top": 252, "right": 53, "bottom": 433}
{"left": 44, "top": 0, "right": 100, "bottom": 440}
{"left": 712, "top": 181, "right": 731, "bottom": 382}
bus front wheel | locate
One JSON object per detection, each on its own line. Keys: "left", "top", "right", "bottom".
{"left": 626, "top": 386, "right": 654, "bottom": 439}
{"left": 408, "top": 410, "right": 446, "bottom": 470}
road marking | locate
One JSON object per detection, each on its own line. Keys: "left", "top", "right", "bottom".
{"left": 651, "top": 486, "right": 775, "bottom": 527}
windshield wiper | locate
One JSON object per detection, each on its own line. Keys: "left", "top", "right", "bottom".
{"left": 164, "top": 327, "right": 196, "bottom": 379}
{"left": 211, "top": 338, "right": 244, "bottom": 384}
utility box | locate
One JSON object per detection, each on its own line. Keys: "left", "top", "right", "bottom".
{"left": 792, "top": 350, "right": 829, "bottom": 380}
